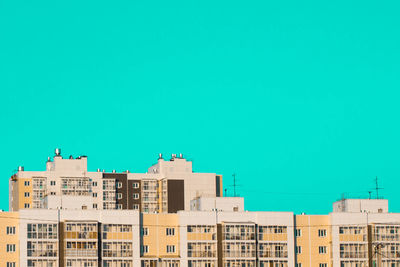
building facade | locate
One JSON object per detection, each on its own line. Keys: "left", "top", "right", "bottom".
{"left": 2, "top": 150, "right": 400, "bottom": 267}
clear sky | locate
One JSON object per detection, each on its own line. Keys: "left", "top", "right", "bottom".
{"left": 0, "top": 0, "right": 399, "bottom": 214}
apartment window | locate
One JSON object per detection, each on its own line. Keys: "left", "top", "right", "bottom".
{"left": 24, "top": 192, "right": 30, "bottom": 197}
{"left": 50, "top": 192, "right": 56, "bottom": 195}
{"left": 167, "top": 245, "right": 176, "bottom": 253}
{"left": 24, "top": 181, "right": 30, "bottom": 186}
{"left": 92, "top": 181, "right": 97, "bottom": 186}
{"left": 166, "top": 228, "right": 175, "bottom": 236}
{"left": 93, "top": 193, "right": 97, "bottom": 197}
{"left": 318, "top": 229, "right": 327, "bottom": 237}
{"left": 117, "top": 193, "right": 123, "bottom": 199}
{"left": 117, "top": 204, "right": 123, "bottom": 209}
{"left": 117, "top": 182, "right": 122, "bottom": 188}
{"left": 50, "top": 181, "right": 56, "bottom": 186}
{"left": 6, "top": 244, "right": 16, "bottom": 252}
{"left": 7, "top": 263, "right": 16, "bottom": 267}
{"left": 133, "top": 182, "right": 139, "bottom": 189}
{"left": 296, "top": 246, "right": 302, "bottom": 254}
{"left": 133, "top": 193, "right": 139, "bottom": 199}
{"left": 7, "top": 226, "right": 16, "bottom": 235}
{"left": 319, "top": 264, "right": 327, "bottom": 267}
{"left": 319, "top": 246, "right": 327, "bottom": 254}
{"left": 295, "top": 264, "right": 302, "bottom": 267}
{"left": 133, "top": 204, "right": 139, "bottom": 210}
{"left": 93, "top": 204, "right": 98, "bottom": 209}
{"left": 295, "top": 229, "right": 301, "bottom": 237}
{"left": 24, "top": 203, "right": 30, "bottom": 208}
{"left": 141, "top": 228, "right": 149, "bottom": 236}
{"left": 142, "top": 245, "right": 148, "bottom": 254}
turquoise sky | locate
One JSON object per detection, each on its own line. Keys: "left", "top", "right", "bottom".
{"left": 1, "top": 0, "right": 399, "bottom": 214}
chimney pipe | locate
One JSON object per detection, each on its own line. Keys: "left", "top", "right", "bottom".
{"left": 18, "top": 166, "right": 24, "bottom": 172}
{"left": 55, "top": 148, "right": 61, "bottom": 156}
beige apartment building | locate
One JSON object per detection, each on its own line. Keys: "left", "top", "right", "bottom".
{"left": 2, "top": 150, "right": 400, "bottom": 267}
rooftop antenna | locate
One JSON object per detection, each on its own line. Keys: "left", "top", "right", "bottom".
{"left": 231, "top": 174, "right": 241, "bottom": 197}
{"left": 375, "top": 176, "right": 383, "bottom": 199}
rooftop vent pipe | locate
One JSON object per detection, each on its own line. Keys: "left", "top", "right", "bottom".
{"left": 55, "top": 148, "right": 61, "bottom": 157}
{"left": 18, "top": 166, "right": 24, "bottom": 172}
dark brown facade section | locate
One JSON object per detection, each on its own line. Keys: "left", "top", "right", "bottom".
{"left": 128, "top": 179, "right": 141, "bottom": 211}
{"left": 216, "top": 175, "right": 222, "bottom": 197}
{"left": 167, "top": 179, "right": 184, "bottom": 213}
{"left": 217, "top": 224, "right": 223, "bottom": 267}
{"left": 58, "top": 222, "right": 64, "bottom": 267}
{"left": 103, "top": 173, "right": 128, "bottom": 209}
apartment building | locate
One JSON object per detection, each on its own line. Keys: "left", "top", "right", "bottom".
{"left": 10, "top": 149, "right": 223, "bottom": 213}
{"left": 3, "top": 150, "right": 400, "bottom": 267}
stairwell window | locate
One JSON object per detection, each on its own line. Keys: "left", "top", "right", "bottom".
{"left": 167, "top": 245, "right": 176, "bottom": 253}
{"left": 6, "top": 226, "right": 16, "bottom": 235}
{"left": 318, "top": 229, "right": 327, "bottom": 237}
{"left": 166, "top": 228, "right": 175, "bottom": 236}
{"left": 295, "top": 229, "right": 301, "bottom": 237}
{"left": 296, "top": 246, "right": 302, "bottom": 254}
{"left": 7, "top": 263, "right": 16, "bottom": 267}
{"left": 6, "top": 244, "right": 16, "bottom": 252}
{"left": 24, "top": 192, "right": 30, "bottom": 197}
{"left": 319, "top": 264, "right": 327, "bottom": 267}
{"left": 319, "top": 246, "right": 327, "bottom": 254}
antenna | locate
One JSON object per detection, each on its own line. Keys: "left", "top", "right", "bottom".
{"left": 375, "top": 176, "right": 383, "bottom": 199}
{"left": 233, "top": 174, "right": 236, "bottom": 197}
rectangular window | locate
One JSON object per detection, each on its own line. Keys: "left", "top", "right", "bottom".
{"left": 296, "top": 246, "right": 302, "bottom": 254}
{"left": 141, "top": 228, "right": 148, "bottom": 236}
{"left": 319, "top": 264, "right": 327, "bottom": 267}
{"left": 117, "top": 204, "right": 123, "bottom": 209}
{"left": 92, "top": 181, "right": 97, "bottom": 186}
{"left": 295, "top": 229, "right": 301, "bottom": 237}
{"left": 24, "top": 181, "right": 30, "bottom": 186}
{"left": 6, "top": 244, "right": 16, "bottom": 252}
{"left": 93, "top": 204, "right": 98, "bottom": 209}
{"left": 133, "top": 183, "right": 139, "bottom": 188}
{"left": 50, "top": 181, "right": 56, "bottom": 186}
{"left": 93, "top": 193, "right": 97, "bottom": 197}
{"left": 117, "top": 182, "right": 122, "bottom": 188}
{"left": 6, "top": 226, "right": 16, "bottom": 235}
{"left": 167, "top": 245, "right": 176, "bottom": 253}
{"left": 318, "top": 229, "right": 327, "bottom": 237}
{"left": 166, "top": 228, "right": 175, "bottom": 236}
{"left": 24, "top": 192, "right": 30, "bottom": 197}
{"left": 142, "top": 245, "right": 148, "bottom": 254}
{"left": 319, "top": 246, "right": 327, "bottom": 254}
{"left": 133, "top": 193, "right": 139, "bottom": 199}
{"left": 133, "top": 204, "right": 139, "bottom": 210}
{"left": 117, "top": 193, "right": 123, "bottom": 199}
{"left": 7, "top": 263, "right": 16, "bottom": 267}
{"left": 24, "top": 203, "right": 30, "bottom": 208}
{"left": 295, "top": 264, "right": 302, "bottom": 267}
{"left": 50, "top": 192, "right": 56, "bottom": 195}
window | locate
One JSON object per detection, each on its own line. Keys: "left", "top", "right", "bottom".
{"left": 117, "top": 204, "right": 123, "bottom": 209}
{"left": 7, "top": 226, "right": 16, "bottom": 235}
{"left": 133, "top": 204, "right": 139, "bottom": 210}
{"left": 296, "top": 246, "right": 302, "bottom": 254}
{"left": 93, "top": 204, "right": 98, "bottom": 209}
{"left": 133, "top": 183, "right": 139, "bottom": 189}
{"left": 50, "top": 192, "right": 56, "bottom": 195}
{"left": 6, "top": 244, "right": 16, "bottom": 252}
{"left": 319, "top": 246, "right": 327, "bottom": 254}
{"left": 142, "top": 245, "right": 148, "bottom": 254}
{"left": 7, "top": 263, "right": 16, "bottom": 267}
{"left": 117, "top": 182, "right": 122, "bottom": 188}
{"left": 142, "top": 228, "right": 148, "bottom": 236}
{"left": 296, "top": 264, "right": 302, "bottom": 267}
{"left": 319, "top": 264, "right": 327, "bottom": 267}
{"left": 24, "top": 181, "right": 30, "bottom": 186}
{"left": 24, "top": 203, "right": 30, "bottom": 208}
{"left": 50, "top": 181, "right": 56, "bottom": 186}
{"left": 318, "top": 229, "right": 327, "bottom": 237}
{"left": 93, "top": 193, "right": 97, "bottom": 197}
{"left": 133, "top": 193, "right": 139, "bottom": 199}
{"left": 167, "top": 245, "right": 176, "bottom": 253}
{"left": 92, "top": 181, "right": 97, "bottom": 186}
{"left": 166, "top": 228, "right": 175, "bottom": 236}
{"left": 117, "top": 193, "right": 123, "bottom": 199}
{"left": 24, "top": 192, "right": 30, "bottom": 197}
{"left": 295, "top": 229, "right": 301, "bottom": 237}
